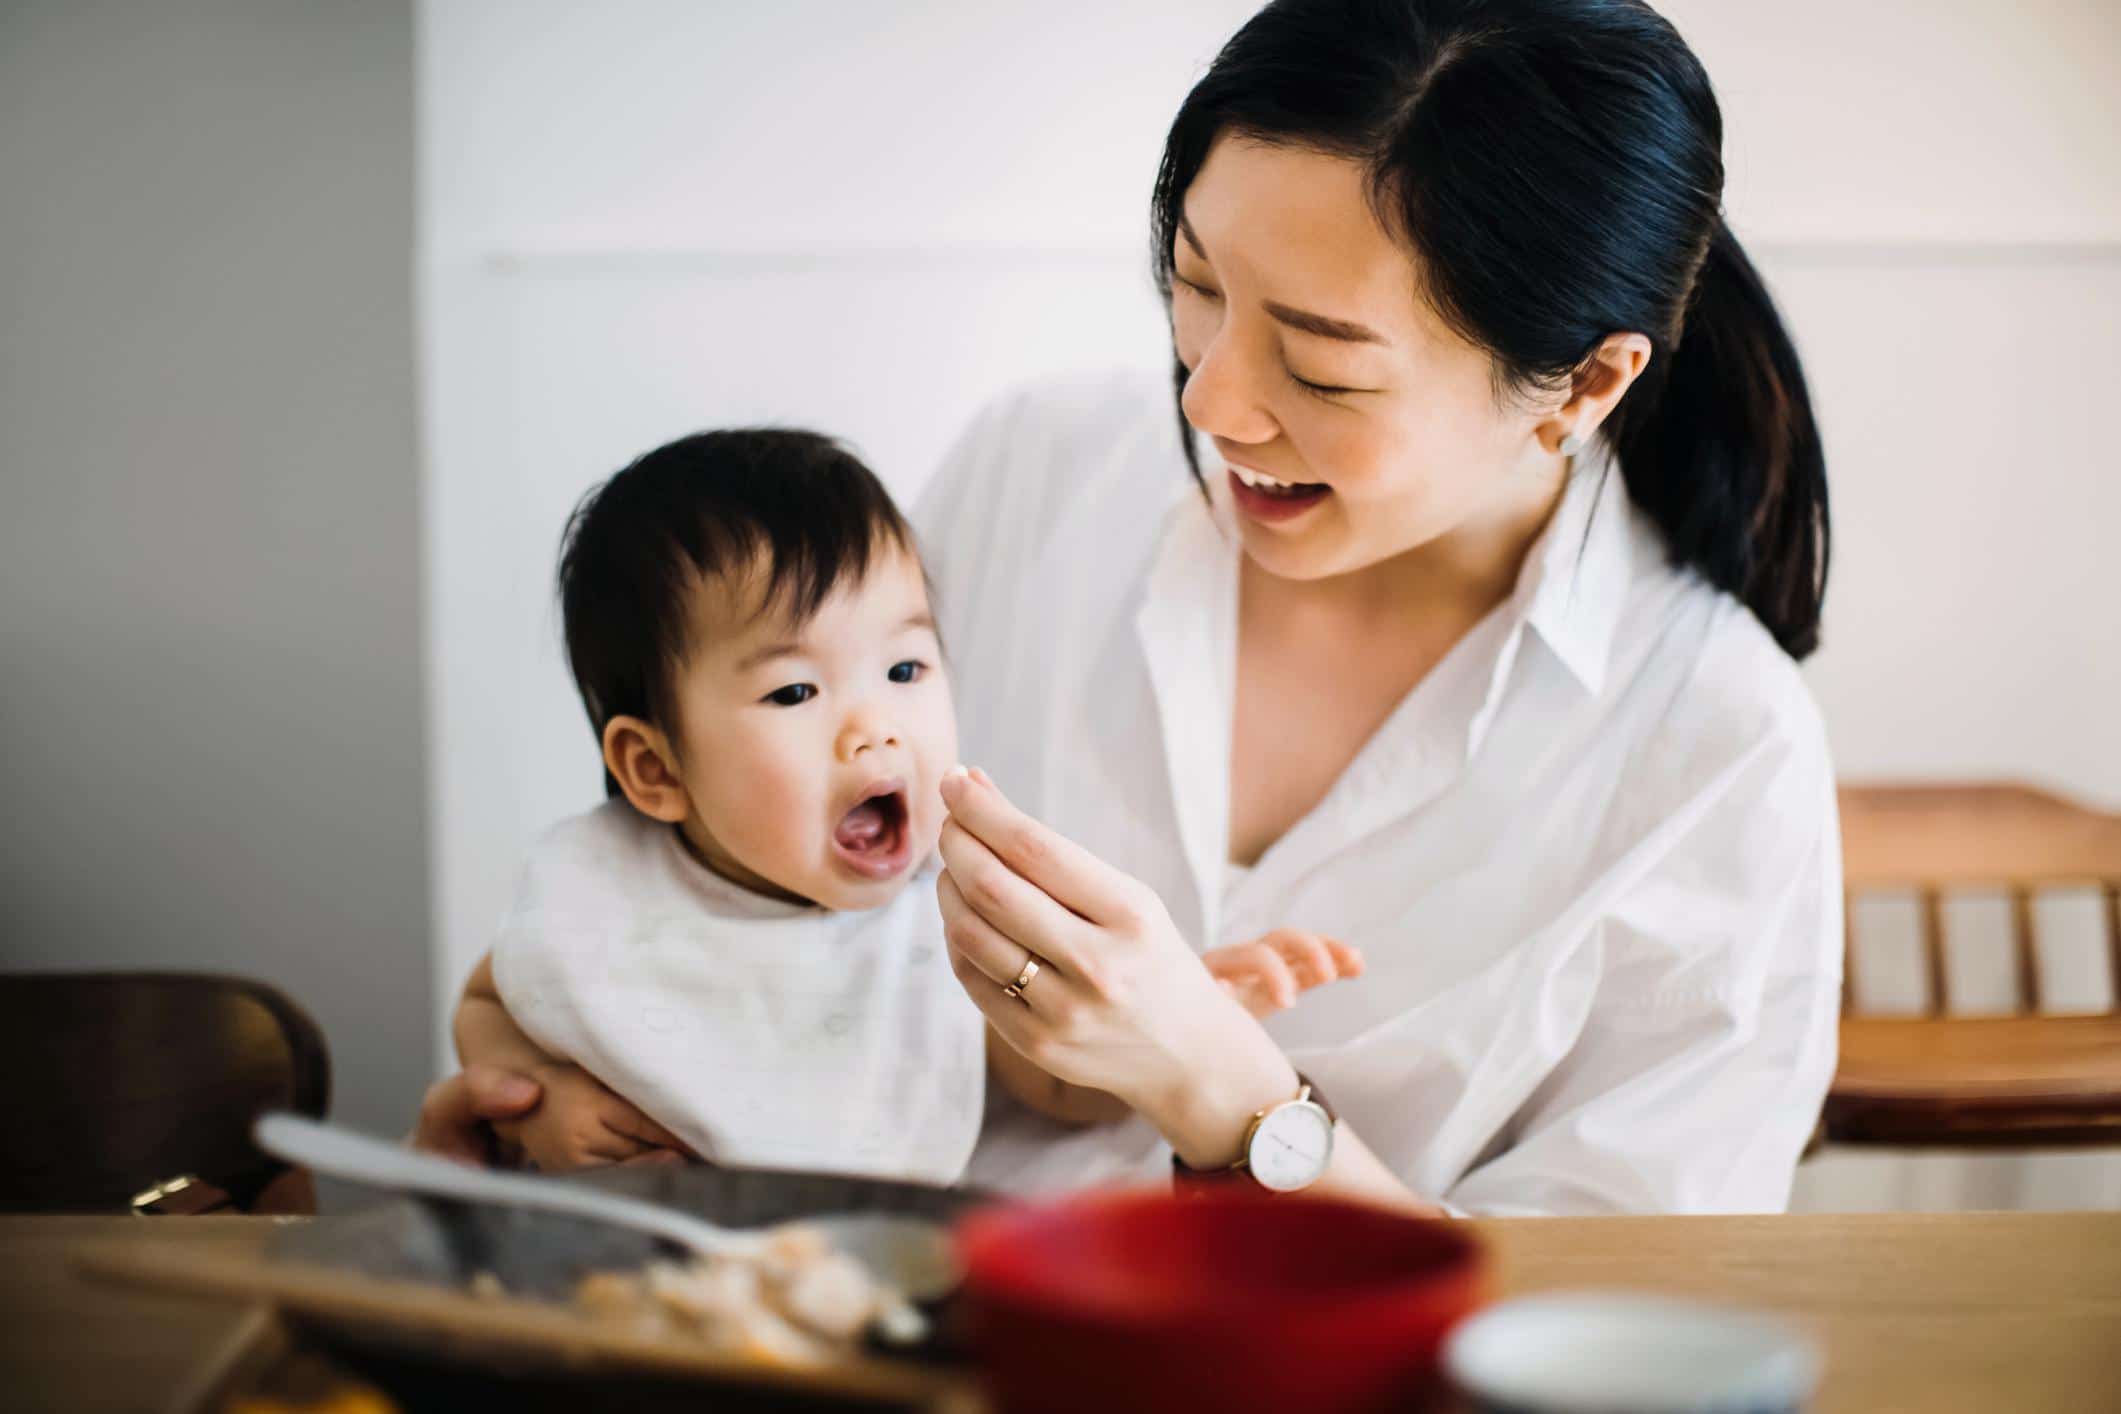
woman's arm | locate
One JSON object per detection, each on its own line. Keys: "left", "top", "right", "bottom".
{"left": 934, "top": 768, "right": 1443, "bottom": 1215}
{"left": 987, "top": 1028, "right": 1132, "bottom": 1126}
{"left": 1129, "top": 984, "right": 1441, "bottom": 1214}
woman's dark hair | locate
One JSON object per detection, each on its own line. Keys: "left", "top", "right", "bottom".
{"left": 1152, "top": 0, "right": 1829, "bottom": 657}
{"left": 558, "top": 428, "right": 915, "bottom": 798}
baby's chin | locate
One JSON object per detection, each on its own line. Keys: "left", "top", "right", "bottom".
{"left": 804, "top": 861, "right": 925, "bottom": 914}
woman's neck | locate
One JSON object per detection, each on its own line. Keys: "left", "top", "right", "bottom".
{"left": 1245, "top": 453, "right": 1570, "bottom": 633}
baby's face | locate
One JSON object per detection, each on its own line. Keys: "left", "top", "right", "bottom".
{"left": 666, "top": 542, "right": 957, "bottom": 911}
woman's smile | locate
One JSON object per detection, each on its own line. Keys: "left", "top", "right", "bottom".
{"left": 1227, "top": 464, "right": 1333, "bottom": 523}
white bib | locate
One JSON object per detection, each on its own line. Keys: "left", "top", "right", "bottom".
{"left": 492, "top": 802, "right": 983, "bottom": 1183}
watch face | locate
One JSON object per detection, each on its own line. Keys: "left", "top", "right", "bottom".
{"left": 1247, "top": 1099, "right": 1335, "bottom": 1193}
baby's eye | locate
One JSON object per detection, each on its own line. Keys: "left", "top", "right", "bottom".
{"left": 888, "top": 660, "right": 924, "bottom": 684}
{"left": 764, "top": 683, "right": 817, "bottom": 707}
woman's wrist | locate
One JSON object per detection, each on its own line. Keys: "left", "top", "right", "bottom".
{"left": 1134, "top": 1003, "right": 1300, "bottom": 1168}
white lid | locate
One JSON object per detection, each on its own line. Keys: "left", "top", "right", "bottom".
{"left": 1444, "top": 1291, "right": 1822, "bottom": 1413}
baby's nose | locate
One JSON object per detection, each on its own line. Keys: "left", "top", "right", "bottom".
{"left": 835, "top": 705, "right": 902, "bottom": 760}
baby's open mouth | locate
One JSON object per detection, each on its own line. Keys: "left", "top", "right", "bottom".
{"left": 832, "top": 782, "right": 911, "bottom": 880}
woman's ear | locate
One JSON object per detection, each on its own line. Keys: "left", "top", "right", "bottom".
{"left": 1537, "top": 331, "right": 1654, "bottom": 454}
{"left": 602, "top": 716, "right": 690, "bottom": 823}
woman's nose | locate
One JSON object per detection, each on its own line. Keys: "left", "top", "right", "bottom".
{"left": 835, "top": 703, "right": 902, "bottom": 762}
{"left": 1180, "top": 331, "right": 1279, "bottom": 448}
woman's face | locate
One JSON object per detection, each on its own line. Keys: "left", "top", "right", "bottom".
{"left": 1170, "top": 135, "right": 1561, "bottom": 583}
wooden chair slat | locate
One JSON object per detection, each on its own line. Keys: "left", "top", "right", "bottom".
{"left": 1841, "top": 888, "right": 1859, "bottom": 1016}
{"left": 2010, "top": 885, "right": 2040, "bottom": 1015}
{"left": 1920, "top": 886, "right": 1949, "bottom": 1016}
{"left": 2107, "top": 881, "right": 2121, "bottom": 1010}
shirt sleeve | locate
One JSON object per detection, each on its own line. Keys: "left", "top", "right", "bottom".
{"left": 1443, "top": 678, "right": 1845, "bottom": 1217}
{"left": 911, "top": 386, "right": 1033, "bottom": 658}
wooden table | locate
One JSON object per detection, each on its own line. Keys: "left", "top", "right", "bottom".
{"left": 7, "top": 1212, "right": 2120, "bottom": 1412}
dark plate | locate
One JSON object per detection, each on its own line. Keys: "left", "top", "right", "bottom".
{"left": 273, "top": 1160, "right": 993, "bottom": 1367}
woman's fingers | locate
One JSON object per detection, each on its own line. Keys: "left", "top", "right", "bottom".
{"left": 941, "top": 768, "right": 1148, "bottom": 930}
{"left": 938, "top": 872, "right": 1084, "bottom": 1020}
{"left": 408, "top": 1065, "right": 542, "bottom": 1163}
{"left": 946, "top": 940, "right": 1050, "bottom": 1060}
{"left": 936, "top": 816, "right": 1093, "bottom": 977}
{"left": 937, "top": 870, "right": 1019, "bottom": 984}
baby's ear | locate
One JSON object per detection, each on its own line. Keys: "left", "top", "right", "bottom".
{"left": 601, "top": 716, "right": 689, "bottom": 823}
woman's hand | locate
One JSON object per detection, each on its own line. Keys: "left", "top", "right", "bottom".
{"left": 936, "top": 767, "right": 1299, "bottom": 1168}
{"left": 1205, "top": 931, "right": 1364, "bottom": 1019}
{"left": 409, "top": 1062, "right": 691, "bottom": 1171}
{"left": 408, "top": 1063, "right": 543, "bottom": 1165}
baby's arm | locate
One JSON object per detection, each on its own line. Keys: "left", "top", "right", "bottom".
{"left": 455, "top": 951, "right": 561, "bottom": 1077}
{"left": 455, "top": 951, "right": 691, "bottom": 1170}
{"left": 986, "top": 1028, "right": 1131, "bottom": 1126}
{"left": 1203, "top": 930, "right": 1364, "bottom": 1020}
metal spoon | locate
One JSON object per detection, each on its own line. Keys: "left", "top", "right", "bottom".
{"left": 254, "top": 1114, "right": 959, "bottom": 1309}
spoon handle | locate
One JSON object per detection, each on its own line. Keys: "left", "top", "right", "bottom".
{"left": 254, "top": 1113, "right": 749, "bottom": 1257}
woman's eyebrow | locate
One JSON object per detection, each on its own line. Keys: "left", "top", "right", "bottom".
{"left": 1263, "top": 301, "right": 1388, "bottom": 345}
{"left": 1178, "top": 215, "right": 1210, "bottom": 261}
{"left": 1176, "top": 215, "right": 1388, "bottom": 346}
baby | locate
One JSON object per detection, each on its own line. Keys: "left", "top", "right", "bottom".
{"left": 453, "top": 428, "right": 1360, "bottom": 1181}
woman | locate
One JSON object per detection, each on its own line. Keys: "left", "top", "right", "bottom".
{"left": 426, "top": 0, "right": 1840, "bottom": 1215}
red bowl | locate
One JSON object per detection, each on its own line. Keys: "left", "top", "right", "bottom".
{"left": 955, "top": 1187, "right": 1489, "bottom": 1414}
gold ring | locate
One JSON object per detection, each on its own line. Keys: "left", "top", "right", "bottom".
{"left": 1002, "top": 956, "right": 1042, "bottom": 1001}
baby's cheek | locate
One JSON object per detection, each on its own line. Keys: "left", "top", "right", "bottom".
{"left": 716, "top": 761, "right": 818, "bottom": 860}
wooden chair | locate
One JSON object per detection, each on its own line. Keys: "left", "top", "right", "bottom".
{"left": 0, "top": 972, "right": 331, "bottom": 1213}
{"left": 1827, "top": 783, "right": 2121, "bottom": 1147}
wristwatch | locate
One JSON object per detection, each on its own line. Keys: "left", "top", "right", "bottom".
{"left": 1172, "top": 1075, "right": 1336, "bottom": 1194}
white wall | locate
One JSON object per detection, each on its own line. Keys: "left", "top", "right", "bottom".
{"left": 418, "top": 0, "right": 1260, "bottom": 1058}
{"left": 420, "top": 1, "right": 2121, "bottom": 1205}
{"left": 2, "top": 1, "right": 432, "bottom": 1143}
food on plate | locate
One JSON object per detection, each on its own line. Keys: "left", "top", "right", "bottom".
{"left": 482, "top": 1223, "right": 920, "bottom": 1366}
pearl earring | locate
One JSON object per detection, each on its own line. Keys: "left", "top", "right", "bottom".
{"left": 1558, "top": 431, "right": 1586, "bottom": 457}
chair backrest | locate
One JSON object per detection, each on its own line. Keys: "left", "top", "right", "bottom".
{"left": 1839, "top": 783, "right": 2121, "bottom": 1016}
{"left": 0, "top": 972, "right": 331, "bottom": 1212}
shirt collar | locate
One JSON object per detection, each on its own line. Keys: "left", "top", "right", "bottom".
{"left": 1154, "top": 438, "right": 1637, "bottom": 708}
{"left": 1133, "top": 445, "right": 1637, "bottom": 931}
{"left": 1510, "top": 438, "right": 1635, "bottom": 699}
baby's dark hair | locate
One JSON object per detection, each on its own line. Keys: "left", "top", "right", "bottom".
{"left": 558, "top": 428, "right": 917, "bottom": 799}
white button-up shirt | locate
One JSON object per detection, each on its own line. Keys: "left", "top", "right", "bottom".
{"left": 916, "top": 370, "right": 1841, "bottom": 1215}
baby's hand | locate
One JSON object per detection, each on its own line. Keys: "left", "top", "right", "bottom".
{"left": 497, "top": 1062, "right": 693, "bottom": 1173}
{"left": 1204, "top": 930, "right": 1364, "bottom": 1019}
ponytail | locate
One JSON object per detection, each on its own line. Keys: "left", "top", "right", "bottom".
{"left": 1607, "top": 224, "right": 1830, "bottom": 659}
